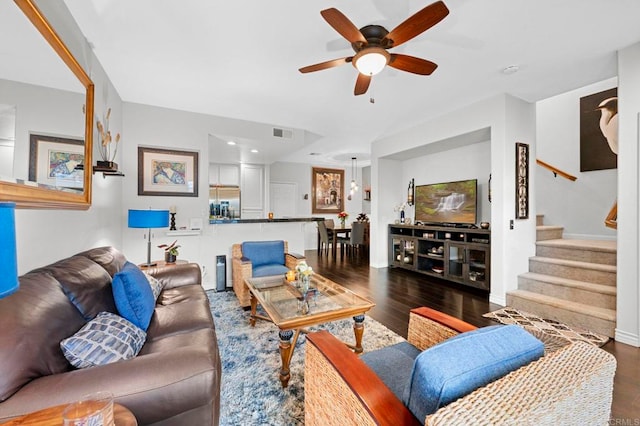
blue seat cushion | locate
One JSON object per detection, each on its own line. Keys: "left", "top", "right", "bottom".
{"left": 253, "top": 264, "right": 289, "bottom": 278}
{"left": 242, "top": 241, "right": 285, "bottom": 268}
{"left": 361, "top": 341, "right": 421, "bottom": 401}
{"left": 403, "top": 324, "right": 544, "bottom": 422}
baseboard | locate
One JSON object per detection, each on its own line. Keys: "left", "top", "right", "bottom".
{"left": 490, "top": 293, "right": 506, "bottom": 307}
{"left": 615, "top": 328, "right": 640, "bottom": 347}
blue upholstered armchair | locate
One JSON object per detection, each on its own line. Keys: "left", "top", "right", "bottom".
{"left": 231, "top": 240, "right": 305, "bottom": 307}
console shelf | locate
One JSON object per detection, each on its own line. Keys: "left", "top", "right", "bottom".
{"left": 389, "top": 224, "right": 490, "bottom": 291}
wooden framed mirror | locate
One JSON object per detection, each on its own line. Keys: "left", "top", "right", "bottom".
{"left": 0, "top": 0, "right": 94, "bottom": 209}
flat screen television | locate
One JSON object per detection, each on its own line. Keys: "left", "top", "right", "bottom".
{"left": 414, "top": 179, "right": 477, "bottom": 225}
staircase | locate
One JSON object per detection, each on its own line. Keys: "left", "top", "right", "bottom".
{"left": 506, "top": 215, "right": 617, "bottom": 337}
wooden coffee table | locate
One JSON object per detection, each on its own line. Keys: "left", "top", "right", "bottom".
{"left": 245, "top": 273, "right": 375, "bottom": 388}
{"left": 1, "top": 403, "right": 137, "bottom": 425}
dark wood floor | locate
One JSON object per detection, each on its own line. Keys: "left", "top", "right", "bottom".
{"left": 305, "top": 249, "right": 640, "bottom": 423}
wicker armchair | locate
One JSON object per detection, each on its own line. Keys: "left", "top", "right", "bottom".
{"left": 231, "top": 240, "right": 305, "bottom": 308}
{"left": 305, "top": 307, "right": 616, "bottom": 426}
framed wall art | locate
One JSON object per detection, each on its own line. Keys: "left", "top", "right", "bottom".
{"left": 515, "top": 142, "right": 529, "bottom": 219}
{"left": 28, "top": 134, "right": 84, "bottom": 190}
{"left": 138, "top": 146, "right": 199, "bottom": 197}
{"left": 311, "top": 167, "right": 344, "bottom": 214}
{"left": 580, "top": 87, "right": 617, "bottom": 172}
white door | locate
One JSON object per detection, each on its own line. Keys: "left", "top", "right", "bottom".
{"left": 270, "top": 182, "right": 297, "bottom": 218}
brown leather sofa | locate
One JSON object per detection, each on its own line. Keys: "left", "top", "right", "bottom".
{"left": 0, "top": 247, "right": 221, "bottom": 425}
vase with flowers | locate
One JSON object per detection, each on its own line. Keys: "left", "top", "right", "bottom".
{"left": 96, "top": 107, "right": 121, "bottom": 170}
{"left": 158, "top": 240, "right": 180, "bottom": 263}
{"left": 295, "top": 261, "right": 313, "bottom": 290}
{"left": 337, "top": 211, "right": 349, "bottom": 227}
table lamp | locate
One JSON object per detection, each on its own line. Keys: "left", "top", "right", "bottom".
{"left": 0, "top": 202, "right": 19, "bottom": 298}
{"left": 128, "top": 209, "right": 169, "bottom": 267}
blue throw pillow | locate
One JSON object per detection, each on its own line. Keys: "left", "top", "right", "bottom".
{"left": 112, "top": 261, "right": 156, "bottom": 330}
{"left": 60, "top": 312, "right": 146, "bottom": 369}
{"left": 403, "top": 325, "right": 544, "bottom": 422}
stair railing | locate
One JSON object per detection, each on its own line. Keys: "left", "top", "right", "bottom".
{"left": 536, "top": 159, "right": 577, "bottom": 181}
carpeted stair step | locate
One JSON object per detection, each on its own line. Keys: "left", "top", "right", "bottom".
{"left": 536, "top": 225, "right": 563, "bottom": 241}
{"left": 536, "top": 239, "right": 616, "bottom": 266}
{"left": 529, "top": 256, "right": 616, "bottom": 286}
{"left": 518, "top": 272, "right": 616, "bottom": 310}
{"left": 536, "top": 214, "right": 545, "bottom": 226}
{"left": 506, "top": 289, "right": 616, "bottom": 337}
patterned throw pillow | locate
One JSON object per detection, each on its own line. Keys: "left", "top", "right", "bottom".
{"left": 60, "top": 312, "right": 146, "bottom": 369}
{"left": 143, "top": 272, "right": 164, "bottom": 300}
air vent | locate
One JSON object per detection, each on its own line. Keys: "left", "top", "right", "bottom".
{"left": 273, "top": 127, "right": 293, "bottom": 139}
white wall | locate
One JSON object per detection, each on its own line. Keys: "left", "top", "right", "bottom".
{"left": 616, "top": 42, "right": 640, "bottom": 346}
{"left": 536, "top": 78, "right": 617, "bottom": 239}
{"left": 372, "top": 94, "right": 537, "bottom": 307}
{"left": 402, "top": 141, "right": 492, "bottom": 225}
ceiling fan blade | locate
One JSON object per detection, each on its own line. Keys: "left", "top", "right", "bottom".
{"left": 383, "top": 1, "right": 449, "bottom": 48}
{"left": 299, "top": 57, "right": 352, "bottom": 73}
{"left": 388, "top": 54, "right": 438, "bottom": 75}
{"left": 321, "top": 8, "right": 367, "bottom": 45}
{"left": 354, "top": 73, "right": 371, "bottom": 96}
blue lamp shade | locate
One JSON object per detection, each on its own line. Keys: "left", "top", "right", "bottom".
{"left": 128, "top": 209, "right": 169, "bottom": 228}
{"left": 0, "top": 202, "right": 19, "bottom": 298}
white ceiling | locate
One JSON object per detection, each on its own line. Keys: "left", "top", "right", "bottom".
{"left": 61, "top": 0, "right": 640, "bottom": 166}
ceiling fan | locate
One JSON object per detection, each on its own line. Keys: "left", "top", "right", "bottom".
{"left": 299, "top": 1, "right": 449, "bottom": 96}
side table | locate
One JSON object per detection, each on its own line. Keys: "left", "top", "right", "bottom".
{"left": 1, "top": 402, "right": 137, "bottom": 426}
{"left": 138, "top": 259, "right": 188, "bottom": 270}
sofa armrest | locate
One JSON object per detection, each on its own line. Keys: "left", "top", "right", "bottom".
{"left": 407, "top": 307, "right": 477, "bottom": 350}
{"left": 285, "top": 252, "right": 305, "bottom": 269}
{"left": 305, "top": 331, "right": 420, "bottom": 426}
{"left": 146, "top": 263, "right": 202, "bottom": 290}
{"left": 425, "top": 342, "right": 616, "bottom": 425}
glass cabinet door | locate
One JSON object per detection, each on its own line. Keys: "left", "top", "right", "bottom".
{"left": 447, "top": 243, "right": 464, "bottom": 279}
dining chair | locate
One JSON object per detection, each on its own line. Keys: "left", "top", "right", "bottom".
{"left": 340, "top": 221, "right": 366, "bottom": 258}
{"left": 317, "top": 221, "right": 333, "bottom": 256}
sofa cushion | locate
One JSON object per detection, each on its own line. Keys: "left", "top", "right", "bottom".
{"left": 403, "top": 324, "right": 544, "bottom": 422}
{"left": 112, "top": 262, "right": 156, "bottom": 330}
{"left": 46, "top": 255, "right": 117, "bottom": 320}
{"left": 0, "top": 272, "right": 86, "bottom": 402}
{"left": 76, "top": 246, "right": 128, "bottom": 278}
{"left": 252, "top": 264, "right": 289, "bottom": 278}
{"left": 361, "top": 341, "right": 421, "bottom": 401}
{"left": 60, "top": 312, "right": 146, "bottom": 369}
{"left": 242, "top": 240, "right": 285, "bottom": 268}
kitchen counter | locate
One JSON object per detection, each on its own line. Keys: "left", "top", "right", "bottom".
{"left": 209, "top": 217, "right": 323, "bottom": 224}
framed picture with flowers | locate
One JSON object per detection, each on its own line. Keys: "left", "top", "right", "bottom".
{"left": 311, "top": 167, "right": 344, "bottom": 214}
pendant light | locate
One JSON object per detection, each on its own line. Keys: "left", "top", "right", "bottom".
{"left": 349, "top": 157, "right": 359, "bottom": 197}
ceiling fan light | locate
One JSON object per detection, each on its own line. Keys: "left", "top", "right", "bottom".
{"left": 353, "top": 47, "right": 390, "bottom": 76}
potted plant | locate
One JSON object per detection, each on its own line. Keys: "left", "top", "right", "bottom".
{"left": 158, "top": 240, "right": 180, "bottom": 263}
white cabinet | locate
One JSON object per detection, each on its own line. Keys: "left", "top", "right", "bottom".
{"left": 241, "top": 164, "right": 264, "bottom": 216}
{"left": 209, "top": 163, "right": 240, "bottom": 186}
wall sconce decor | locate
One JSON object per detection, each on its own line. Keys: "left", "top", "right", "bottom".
{"left": 407, "top": 178, "right": 415, "bottom": 206}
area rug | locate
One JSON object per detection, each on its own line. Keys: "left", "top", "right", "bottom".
{"left": 206, "top": 290, "right": 404, "bottom": 426}
{"left": 483, "top": 307, "right": 609, "bottom": 347}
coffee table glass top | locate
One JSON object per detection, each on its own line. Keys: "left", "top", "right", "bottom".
{"left": 245, "top": 274, "right": 374, "bottom": 328}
